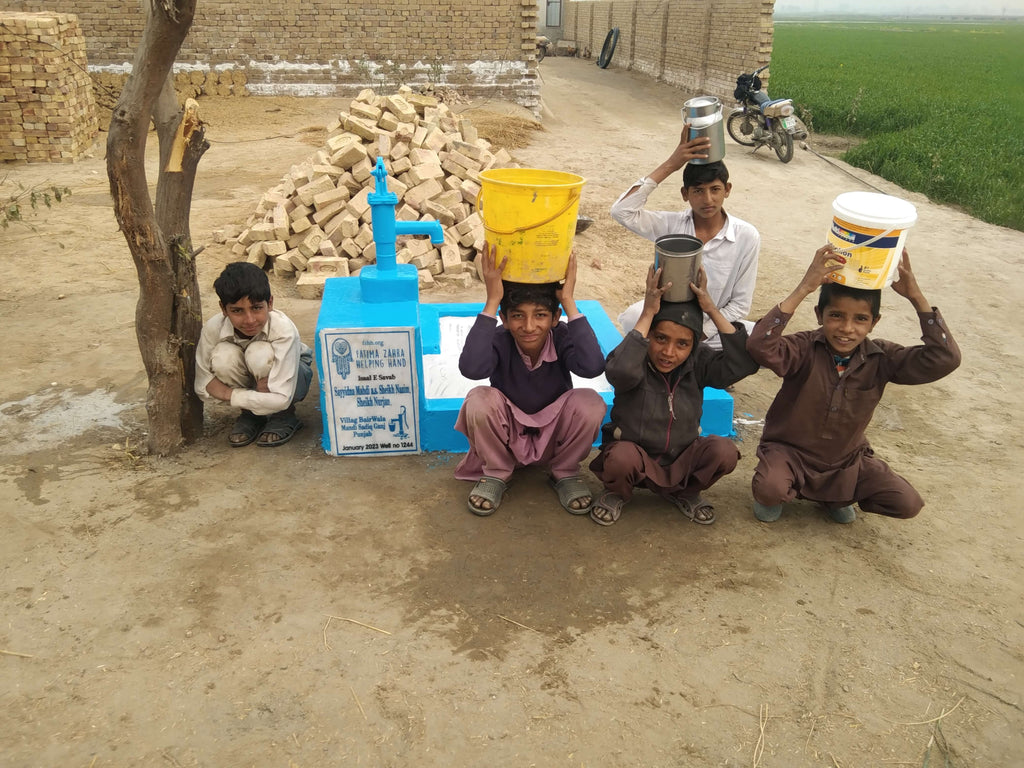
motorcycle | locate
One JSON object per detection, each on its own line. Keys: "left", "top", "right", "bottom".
{"left": 726, "top": 64, "right": 807, "bottom": 164}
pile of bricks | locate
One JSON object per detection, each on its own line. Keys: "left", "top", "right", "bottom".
{"left": 233, "top": 87, "right": 515, "bottom": 299}
{"left": 171, "top": 69, "right": 249, "bottom": 99}
{"left": 0, "top": 12, "right": 98, "bottom": 163}
{"left": 90, "top": 69, "right": 249, "bottom": 129}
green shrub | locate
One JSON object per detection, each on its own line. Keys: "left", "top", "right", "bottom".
{"left": 2, "top": 180, "right": 72, "bottom": 229}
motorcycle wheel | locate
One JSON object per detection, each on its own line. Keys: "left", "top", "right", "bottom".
{"left": 726, "top": 110, "right": 758, "bottom": 147}
{"left": 537, "top": 45, "right": 546, "bottom": 63}
{"left": 772, "top": 124, "right": 794, "bottom": 163}
{"left": 597, "top": 28, "right": 619, "bottom": 69}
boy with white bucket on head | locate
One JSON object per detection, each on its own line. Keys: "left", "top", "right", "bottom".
{"left": 747, "top": 245, "right": 961, "bottom": 524}
{"left": 611, "top": 129, "right": 760, "bottom": 349}
{"left": 454, "top": 243, "right": 607, "bottom": 517}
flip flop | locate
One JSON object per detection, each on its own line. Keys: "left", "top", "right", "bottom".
{"left": 667, "top": 494, "right": 716, "bottom": 525}
{"left": 256, "top": 412, "right": 303, "bottom": 447}
{"left": 229, "top": 410, "right": 266, "bottom": 448}
{"left": 590, "top": 492, "right": 625, "bottom": 526}
{"left": 468, "top": 476, "right": 506, "bottom": 516}
{"left": 550, "top": 475, "right": 594, "bottom": 515}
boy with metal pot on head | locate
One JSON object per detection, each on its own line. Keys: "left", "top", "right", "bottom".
{"left": 611, "top": 129, "right": 760, "bottom": 349}
{"left": 747, "top": 245, "right": 961, "bottom": 523}
{"left": 454, "top": 243, "right": 608, "bottom": 517}
{"left": 588, "top": 265, "right": 759, "bottom": 526}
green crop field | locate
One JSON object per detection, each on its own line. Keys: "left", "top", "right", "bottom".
{"left": 768, "top": 21, "right": 1024, "bottom": 231}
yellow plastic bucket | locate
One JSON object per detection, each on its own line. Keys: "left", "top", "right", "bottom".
{"left": 477, "top": 168, "right": 586, "bottom": 283}
{"left": 826, "top": 192, "right": 917, "bottom": 289}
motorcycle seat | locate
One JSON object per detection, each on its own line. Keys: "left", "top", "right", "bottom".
{"left": 758, "top": 97, "right": 788, "bottom": 112}
{"left": 745, "top": 90, "right": 769, "bottom": 107}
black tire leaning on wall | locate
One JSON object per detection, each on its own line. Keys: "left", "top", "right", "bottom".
{"left": 597, "top": 28, "right": 619, "bottom": 69}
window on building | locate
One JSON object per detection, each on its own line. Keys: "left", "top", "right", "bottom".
{"left": 546, "top": 0, "right": 561, "bottom": 28}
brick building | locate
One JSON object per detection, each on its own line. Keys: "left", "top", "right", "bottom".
{"left": 3, "top": 0, "right": 773, "bottom": 130}
{"left": 5, "top": 0, "right": 543, "bottom": 111}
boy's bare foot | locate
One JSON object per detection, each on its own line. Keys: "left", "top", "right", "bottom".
{"left": 468, "top": 477, "right": 506, "bottom": 516}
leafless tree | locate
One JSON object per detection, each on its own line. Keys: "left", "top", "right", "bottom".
{"left": 107, "top": 0, "right": 208, "bottom": 455}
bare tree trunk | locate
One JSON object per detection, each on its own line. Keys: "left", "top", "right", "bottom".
{"left": 107, "top": 0, "right": 207, "bottom": 455}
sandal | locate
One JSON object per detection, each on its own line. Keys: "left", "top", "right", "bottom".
{"left": 550, "top": 475, "right": 594, "bottom": 515}
{"left": 468, "top": 476, "right": 506, "bottom": 516}
{"left": 229, "top": 410, "right": 266, "bottom": 447}
{"left": 256, "top": 410, "right": 303, "bottom": 447}
{"left": 666, "top": 493, "right": 716, "bottom": 525}
{"left": 825, "top": 504, "right": 857, "bottom": 524}
{"left": 590, "top": 492, "right": 625, "bottom": 526}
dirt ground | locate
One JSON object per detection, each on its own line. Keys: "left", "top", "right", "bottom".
{"left": 2, "top": 57, "right": 1022, "bottom": 767}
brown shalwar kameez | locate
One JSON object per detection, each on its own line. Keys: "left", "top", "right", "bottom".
{"left": 747, "top": 304, "right": 961, "bottom": 518}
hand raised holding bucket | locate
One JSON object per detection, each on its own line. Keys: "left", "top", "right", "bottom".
{"left": 688, "top": 265, "right": 713, "bottom": 308}
{"left": 665, "top": 126, "right": 712, "bottom": 168}
{"left": 641, "top": 263, "right": 672, "bottom": 319}
{"left": 478, "top": 242, "right": 509, "bottom": 316}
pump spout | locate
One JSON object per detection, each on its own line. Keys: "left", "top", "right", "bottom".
{"left": 395, "top": 218, "right": 444, "bottom": 245}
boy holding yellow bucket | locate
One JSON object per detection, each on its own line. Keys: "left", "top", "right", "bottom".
{"left": 453, "top": 244, "right": 607, "bottom": 517}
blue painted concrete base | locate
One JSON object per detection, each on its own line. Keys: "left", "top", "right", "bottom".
{"left": 316, "top": 276, "right": 421, "bottom": 456}
{"left": 315, "top": 281, "right": 736, "bottom": 455}
{"left": 417, "top": 301, "right": 735, "bottom": 453}
{"left": 358, "top": 263, "right": 420, "bottom": 304}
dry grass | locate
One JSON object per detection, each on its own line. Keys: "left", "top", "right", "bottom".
{"left": 466, "top": 112, "right": 544, "bottom": 151}
{"left": 298, "top": 125, "right": 328, "bottom": 146}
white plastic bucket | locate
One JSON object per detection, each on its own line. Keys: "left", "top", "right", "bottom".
{"left": 826, "top": 192, "right": 917, "bottom": 289}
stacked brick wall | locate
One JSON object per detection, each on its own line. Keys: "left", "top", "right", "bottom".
{"left": 564, "top": 0, "right": 774, "bottom": 105}
{"left": 0, "top": 12, "right": 98, "bottom": 162}
{"left": 7, "top": 1, "right": 541, "bottom": 112}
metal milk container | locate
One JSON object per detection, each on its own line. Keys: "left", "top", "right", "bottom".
{"left": 655, "top": 234, "right": 703, "bottom": 302}
{"left": 682, "top": 96, "right": 725, "bottom": 164}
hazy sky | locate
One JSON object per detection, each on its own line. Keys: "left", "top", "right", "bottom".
{"left": 775, "top": 0, "right": 1024, "bottom": 13}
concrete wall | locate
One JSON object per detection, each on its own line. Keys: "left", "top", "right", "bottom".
{"left": 563, "top": 0, "right": 775, "bottom": 102}
{"left": 4, "top": 0, "right": 542, "bottom": 111}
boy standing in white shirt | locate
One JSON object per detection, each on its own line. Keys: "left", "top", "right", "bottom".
{"left": 611, "top": 130, "right": 760, "bottom": 349}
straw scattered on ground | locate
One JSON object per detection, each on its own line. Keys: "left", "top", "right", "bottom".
{"left": 460, "top": 110, "right": 544, "bottom": 151}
